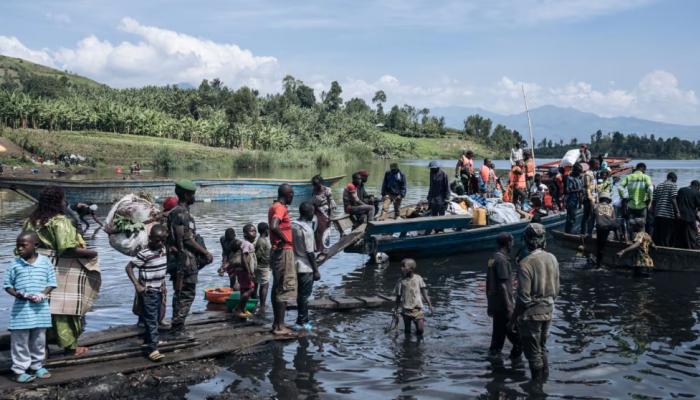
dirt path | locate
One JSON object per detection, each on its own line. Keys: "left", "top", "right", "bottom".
{"left": 0, "top": 136, "right": 26, "bottom": 158}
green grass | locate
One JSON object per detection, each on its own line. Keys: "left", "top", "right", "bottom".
{"left": 380, "top": 132, "right": 500, "bottom": 160}
{"left": 0, "top": 55, "right": 105, "bottom": 90}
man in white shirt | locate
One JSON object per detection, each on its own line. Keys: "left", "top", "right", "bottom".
{"left": 510, "top": 142, "right": 524, "bottom": 166}
{"left": 292, "top": 202, "right": 321, "bottom": 330}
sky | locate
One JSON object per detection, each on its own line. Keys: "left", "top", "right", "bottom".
{"left": 1, "top": 0, "right": 699, "bottom": 125}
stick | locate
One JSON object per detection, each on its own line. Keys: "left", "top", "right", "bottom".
{"left": 521, "top": 85, "right": 536, "bottom": 168}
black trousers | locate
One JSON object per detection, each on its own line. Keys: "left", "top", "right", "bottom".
{"left": 565, "top": 203, "right": 578, "bottom": 234}
{"left": 596, "top": 228, "right": 613, "bottom": 266}
{"left": 581, "top": 200, "right": 594, "bottom": 235}
{"left": 653, "top": 217, "right": 675, "bottom": 247}
{"left": 490, "top": 311, "right": 522, "bottom": 357}
{"left": 675, "top": 220, "right": 699, "bottom": 249}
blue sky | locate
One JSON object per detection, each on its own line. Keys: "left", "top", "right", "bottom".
{"left": 1, "top": 0, "right": 699, "bottom": 124}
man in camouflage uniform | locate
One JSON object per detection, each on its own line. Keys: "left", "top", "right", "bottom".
{"left": 167, "top": 180, "right": 213, "bottom": 337}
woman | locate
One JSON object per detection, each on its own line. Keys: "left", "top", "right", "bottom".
{"left": 23, "top": 186, "right": 100, "bottom": 356}
{"left": 311, "top": 175, "right": 336, "bottom": 252}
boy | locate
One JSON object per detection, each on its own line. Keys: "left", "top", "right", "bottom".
{"left": 594, "top": 192, "right": 618, "bottom": 268}
{"left": 220, "top": 228, "right": 238, "bottom": 289}
{"left": 254, "top": 222, "right": 271, "bottom": 313}
{"left": 394, "top": 258, "right": 433, "bottom": 337}
{"left": 292, "top": 202, "right": 321, "bottom": 330}
{"left": 4, "top": 232, "right": 57, "bottom": 383}
{"left": 617, "top": 218, "right": 655, "bottom": 274}
{"left": 236, "top": 224, "right": 258, "bottom": 319}
{"left": 126, "top": 224, "right": 168, "bottom": 362}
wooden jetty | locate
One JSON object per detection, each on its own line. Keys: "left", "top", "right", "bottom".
{"left": 551, "top": 230, "right": 700, "bottom": 272}
{"left": 0, "top": 175, "right": 344, "bottom": 204}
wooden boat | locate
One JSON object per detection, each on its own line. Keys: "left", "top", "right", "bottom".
{"left": 335, "top": 209, "right": 582, "bottom": 259}
{"left": 550, "top": 230, "right": 700, "bottom": 272}
{"left": 536, "top": 156, "right": 633, "bottom": 180}
{"left": 0, "top": 175, "right": 344, "bottom": 204}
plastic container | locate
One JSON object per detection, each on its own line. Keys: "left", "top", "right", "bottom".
{"left": 225, "top": 291, "right": 259, "bottom": 312}
{"left": 472, "top": 207, "right": 487, "bottom": 226}
{"left": 204, "top": 287, "right": 234, "bottom": 304}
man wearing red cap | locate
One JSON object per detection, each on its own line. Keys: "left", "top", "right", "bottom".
{"left": 356, "top": 169, "right": 379, "bottom": 216}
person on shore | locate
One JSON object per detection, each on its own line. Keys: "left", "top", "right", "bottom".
{"left": 343, "top": 173, "right": 375, "bottom": 224}
{"left": 381, "top": 163, "right": 407, "bottom": 220}
{"left": 166, "top": 180, "right": 213, "bottom": 338}
{"left": 674, "top": 180, "right": 700, "bottom": 249}
{"left": 254, "top": 222, "right": 271, "bottom": 313}
{"left": 311, "top": 175, "right": 336, "bottom": 252}
{"left": 618, "top": 163, "right": 653, "bottom": 239}
{"left": 617, "top": 218, "right": 655, "bottom": 274}
{"left": 23, "top": 186, "right": 99, "bottom": 357}
{"left": 394, "top": 258, "right": 433, "bottom": 338}
{"left": 219, "top": 228, "right": 239, "bottom": 289}
{"left": 356, "top": 169, "right": 379, "bottom": 216}
{"left": 455, "top": 150, "right": 477, "bottom": 194}
{"left": 564, "top": 164, "right": 583, "bottom": 234}
{"left": 234, "top": 224, "right": 257, "bottom": 319}
{"left": 428, "top": 161, "right": 449, "bottom": 217}
{"left": 68, "top": 203, "right": 103, "bottom": 234}
{"left": 269, "top": 184, "right": 297, "bottom": 335}
{"left": 125, "top": 224, "right": 168, "bottom": 362}
{"left": 512, "top": 223, "right": 559, "bottom": 385}
{"left": 581, "top": 159, "right": 599, "bottom": 236}
{"left": 509, "top": 161, "right": 527, "bottom": 209}
{"left": 486, "top": 233, "right": 522, "bottom": 359}
{"left": 510, "top": 142, "right": 524, "bottom": 166}
{"left": 292, "top": 202, "right": 321, "bottom": 331}
{"left": 4, "top": 231, "right": 57, "bottom": 383}
{"left": 651, "top": 172, "right": 679, "bottom": 247}
{"left": 593, "top": 192, "right": 618, "bottom": 267}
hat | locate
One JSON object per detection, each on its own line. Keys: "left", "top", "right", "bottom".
{"left": 524, "top": 223, "right": 546, "bottom": 248}
{"left": 163, "top": 196, "right": 179, "bottom": 211}
{"left": 390, "top": 162, "right": 399, "bottom": 169}
{"left": 175, "top": 179, "right": 197, "bottom": 192}
{"left": 599, "top": 192, "right": 611, "bottom": 200}
{"left": 357, "top": 169, "right": 369, "bottom": 178}
{"left": 428, "top": 161, "right": 439, "bottom": 169}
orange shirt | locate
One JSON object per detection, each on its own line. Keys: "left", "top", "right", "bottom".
{"left": 459, "top": 155, "right": 474, "bottom": 174}
{"left": 509, "top": 168, "right": 526, "bottom": 189}
{"left": 268, "top": 201, "right": 292, "bottom": 250}
{"left": 525, "top": 159, "right": 535, "bottom": 178}
{"left": 480, "top": 165, "right": 490, "bottom": 184}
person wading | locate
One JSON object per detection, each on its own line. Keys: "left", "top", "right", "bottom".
{"left": 512, "top": 223, "right": 560, "bottom": 387}
{"left": 166, "top": 180, "right": 213, "bottom": 338}
{"left": 380, "top": 163, "right": 407, "bottom": 219}
{"left": 268, "top": 184, "right": 297, "bottom": 335}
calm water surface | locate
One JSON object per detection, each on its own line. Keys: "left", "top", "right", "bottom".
{"left": 1, "top": 159, "right": 699, "bottom": 399}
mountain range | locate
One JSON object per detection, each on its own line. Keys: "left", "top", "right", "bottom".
{"left": 431, "top": 105, "right": 700, "bottom": 144}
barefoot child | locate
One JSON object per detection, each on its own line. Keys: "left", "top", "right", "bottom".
{"left": 617, "top": 218, "right": 655, "bottom": 274}
{"left": 394, "top": 258, "right": 433, "bottom": 337}
{"left": 4, "top": 232, "right": 57, "bottom": 382}
{"left": 126, "top": 224, "right": 168, "bottom": 362}
{"left": 254, "top": 223, "right": 271, "bottom": 313}
{"left": 219, "top": 228, "right": 239, "bottom": 289}
{"left": 237, "top": 224, "right": 258, "bottom": 318}
{"left": 292, "top": 202, "right": 321, "bottom": 331}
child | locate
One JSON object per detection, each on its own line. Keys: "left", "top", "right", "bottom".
{"left": 219, "top": 228, "right": 239, "bottom": 289}
{"left": 4, "top": 232, "right": 57, "bottom": 383}
{"left": 394, "top": 258, "right": 433, "bottom": 337}
{"left": 292, "top": 202, "right": 320, "bottom": 331}
{"left": 219, "top": 229, "right": 256, "bottom": 318}
{"left": 126, "top": 224, "right": 168, "bottom": 362}
{"left": 594, "top": 192, "right": 618, "bottom": 268}
{"left": 617, "top": 218, "right": 655, "bottom": 274}
{"left": 254, "top": 222, "right": 271, "bottom": 313}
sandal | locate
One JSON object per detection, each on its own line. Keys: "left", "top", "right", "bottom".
{"left": 147, "top": 350, "right": 165, "bottom": 362}
{"left": 32, "top": 367, "right": 51, "bottom": 379}
{"left": 14, "top": 373, "right": 36, "bottom": 383}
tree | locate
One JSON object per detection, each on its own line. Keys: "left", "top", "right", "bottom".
{"left": 463, "top": 114, "right": 492, "bottom": 138}
{"left": 322, "top": 81, "right": 343, "bottom": 112}
{"left": 372, "top": 90, "right": 387, "bottom": 123}
{"left": 345, "top": 98, "right": 371, "bottom": 114}
{"left": 296, "top": 84, "right": 316, "bottom": 108}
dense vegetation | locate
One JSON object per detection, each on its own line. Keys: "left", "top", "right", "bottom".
{"left": 534, "top": 129, "right": 700, "bottom": 159}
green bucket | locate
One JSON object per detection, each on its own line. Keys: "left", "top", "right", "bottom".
{"left": 225, "top": 291, "right": 258, "bottom": 312}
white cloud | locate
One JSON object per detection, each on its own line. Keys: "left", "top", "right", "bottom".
{"left": 0, "top": 36, "right": 55, "bottom": 67}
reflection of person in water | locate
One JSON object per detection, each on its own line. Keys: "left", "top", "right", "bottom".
{"left": 393, "top": 337, "right": 426, "bottom": 385}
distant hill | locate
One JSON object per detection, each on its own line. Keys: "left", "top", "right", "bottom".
{"left": 432, "top": 105, "right": 700, "bottom": 143}
{"left": 0, "top": 55, "right": 106, "bottom": 91}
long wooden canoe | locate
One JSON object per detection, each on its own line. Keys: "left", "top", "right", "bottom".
{"left": 551, "top": 230, "right": 700, "bottom": 272}
{"left": 0, "top": 175, "right": 344, "bottom": 204}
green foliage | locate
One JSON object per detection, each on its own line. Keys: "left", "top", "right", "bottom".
{"left": 463, "top": 114, "right": 492, "bottom": 138}
{"left": 153, "top": 147, "right": 176, "bottom": 172}
{"left": 112, "top": 214, "right": 145, "bottom": 237}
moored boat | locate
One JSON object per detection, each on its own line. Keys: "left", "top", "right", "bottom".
{"left": 550, "top": 230, "right": 700, "bottom": 272}
{"left": 0, "top": 175, "right": 344, "bottom": 204}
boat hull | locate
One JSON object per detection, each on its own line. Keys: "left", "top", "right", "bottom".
{"left": 0, "top": 176, "right": 344, "bottom": 204}
{"left": 551, "top": 230, "right": 700, "bottom": 272}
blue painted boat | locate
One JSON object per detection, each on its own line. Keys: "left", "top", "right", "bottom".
{"left": 0, "top": 175, "right": 344, "bottom": 204}
{"left": 342, "top": 210, "right": 582, "bottom": 258}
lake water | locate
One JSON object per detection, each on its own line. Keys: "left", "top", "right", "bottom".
{"left": 0, "top": 159, "right": 699, "bottom": 399}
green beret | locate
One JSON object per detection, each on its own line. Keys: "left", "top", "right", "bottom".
{"left": 175, "top": 179, "right": 197, "bottom": 192}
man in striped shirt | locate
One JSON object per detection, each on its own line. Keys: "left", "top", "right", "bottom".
{"left": 651, "top": 172, "right": 679, "bottom": 247}
{"left": 126, "top": 224, "right": 168, "bottom": 362}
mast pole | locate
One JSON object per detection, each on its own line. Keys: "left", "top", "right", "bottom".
{"left": 522, "top": 85, "right": 536, "bottom": 168}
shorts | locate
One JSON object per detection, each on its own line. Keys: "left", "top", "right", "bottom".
{"left": 236, "top": 269, "right": 255, "bottom": 291}
{"left": 255, "top": 264, "right": 271, "bottom": 286}
{"left": 401, "top": 307, "right": 425, "bottom": 320}
{"left": 271, "top": 249, "right": 297, "bottom": 303}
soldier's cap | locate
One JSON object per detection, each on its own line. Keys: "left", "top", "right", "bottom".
{"left": 524, "top": 223, "right": 546, "bottom": 247}
{"left": 175, "top": 179, "right": 197, "bottom": 192}
{"left": 599, "top": 192, "right": 611, "bottom": 200}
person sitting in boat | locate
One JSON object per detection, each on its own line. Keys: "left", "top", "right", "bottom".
{"left": 343, "top": 173, "right": 375, "bottom": 225}
{"left": 529, "top": 174, "right": 548, "bottom": 201}
{"left": 455, "top": 150, "right": 477, "bottom": 195}
{"left": 356, "top": 169, "right": 379, "bottom": 216}
{"left": 616, "top": 218, "right": 655, "bottom": 274}
{"left": 594, "top": 192, "right": 618, "bottom": 268}
{"left": 380, "top": 163, "right": 407, "bottom": 220}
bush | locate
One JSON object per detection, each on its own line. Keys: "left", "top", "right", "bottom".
{"left": 153, "top": 146, "right": 176, "bottom": 172}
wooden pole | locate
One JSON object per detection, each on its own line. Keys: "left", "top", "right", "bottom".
{"left": 521, "top": 85, "right": 536, "bottom": 168}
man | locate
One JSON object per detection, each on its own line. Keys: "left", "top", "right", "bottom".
{"left": 565, "top": 164, "right": 583, "bottom": 234}
{"left": 509, "top": 161, "right": 527, "bottom": 209}
{"left": 652, "top": 172, "right": 679, "bottom": 247}
{"left": 455, "top": 150, "right": 476, "bottom": 194}
{"left": 269, "top": 184, "right": 297, "bottom": 335}
{"left": 618, "top": 163, "right": 653, "bottom": 238}
{"left": 510, "top": 142, "right": 524, "bottom": 166}
{"left": 675, "top": 180, "right": 700, "bottom": 249}
{"left": 480, "top": 159, "right": 498, "bottom": 197}
{"left": 581, "top": 159, "right": 599, "bottom": 236}
{"left": 578, "top": 144, "right": 592, "bottom": 164}
{"left": 486, "top": 233, "right": 522, "bottom": 360}
{"left": 166, "top": 180, "right": 213, "bottom": 337}
{"left": 292, "top": 202, "right": 321, "bottom": 331}
{"left": 523, "top": 150, "right": 536, "bottom": 191}
{"left": 380, "top": 163, "right": 407, "bottom": 219}
{"left": 512, "top": 223, "right": 559, "bottom": 384}
{"left": 427, "top": 161, "right": 449, "bottom": 217}
{"left": 343, "top": 173, "right": 375, "bottom": 224}
{"left": 356, "top": 169, "right": 379, "bottom": 215}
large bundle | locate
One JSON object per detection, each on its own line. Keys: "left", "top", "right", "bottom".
{"left": 105, "top": 194, "right": 160, "bottom": 256}
{"left": 487, "top": 201, "right": 521, "bottom": 225}
{"left": 560, "top": 149, "right": 581, "bottom": 168}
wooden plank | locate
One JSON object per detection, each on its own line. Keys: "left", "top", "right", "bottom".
{"left": 308, "top": 298, "right": 338, "bottom": 310}
{"left": 376, "top": 293, "right": 395, "bottom": 303}
{"left": 318, "top": 227, "right": 365, "bottom": 265}
{"left": 354, "top": 296, "right": 389, "bottom": 308}
{"left": 366, "top": 215, "right": 471, "bottom": 235}
{"left": 329, "top": 296, "right": 364, "bottom": 310}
